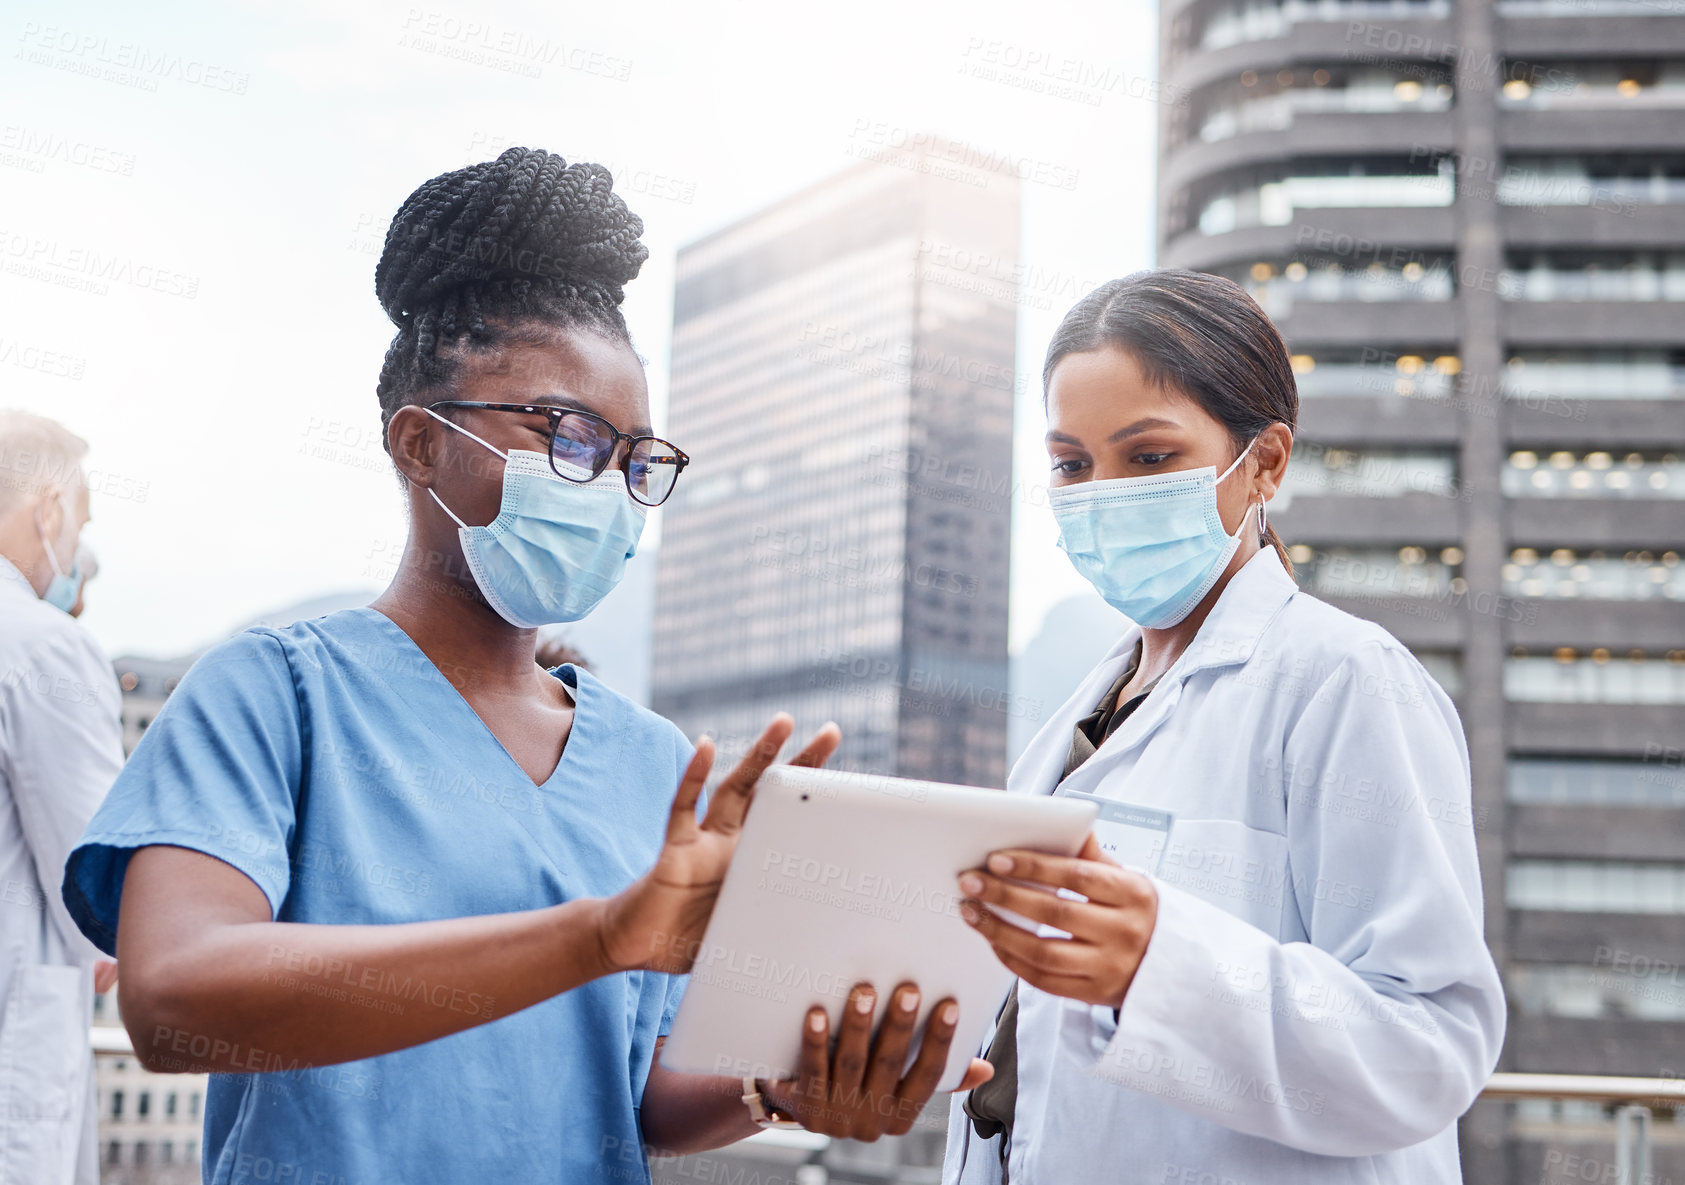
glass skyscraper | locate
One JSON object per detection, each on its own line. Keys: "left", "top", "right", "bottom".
{"left": 653, "top": 138, "right": 1021, "bottom": 790}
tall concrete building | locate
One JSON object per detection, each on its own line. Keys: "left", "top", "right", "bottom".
{"left": 653, "top": 138, "right": 1021, "bottom": 791}
{"left": 1158, "top": 0, "right": 1685, "bottom": 1178}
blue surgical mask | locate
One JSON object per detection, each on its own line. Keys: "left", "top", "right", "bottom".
{"left": 1050, "top": 439, "right": 1261, "bottom": 629}
{"left": 35, "top": 504, "right": 82, "bottom": 614}
{"left": 425, "top": 410, "right": 647, "bottom": 627}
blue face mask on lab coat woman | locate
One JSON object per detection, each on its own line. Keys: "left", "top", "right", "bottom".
{"left": 1050, "top": 438, "right": 1261, "bottom": 629}
{"left": 425, "top": 410, "right": 647, "bottom": 627}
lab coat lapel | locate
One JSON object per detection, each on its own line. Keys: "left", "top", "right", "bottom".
{"left": 1006, "top": 627, "right": 1141, "bottom": 799}
{"left": 1035, "top": 549, "right": 1301, "bottom": 793}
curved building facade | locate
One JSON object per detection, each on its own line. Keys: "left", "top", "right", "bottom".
{"left": 1158, "top": 0, "right": 1685, "bottom": 1179}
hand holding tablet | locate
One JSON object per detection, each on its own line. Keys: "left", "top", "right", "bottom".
{"left": 660, "top": 765, "right": 1098, "bottom": 1093}
{"left": 752, "top": 980, "right": 994, "bottom": 1141}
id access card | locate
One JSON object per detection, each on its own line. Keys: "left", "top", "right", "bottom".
{"left": 1053, "top": 790, "right": 1172, "bottom": 877}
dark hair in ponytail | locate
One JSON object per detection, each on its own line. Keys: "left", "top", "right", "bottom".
{"left": 1043, "top": 269, "right": 1299, "bottom": 574}
{"left": 373, "top": 147, "right": 649, "bottom": 453}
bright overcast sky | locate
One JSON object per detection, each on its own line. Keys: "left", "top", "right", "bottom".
{"left": 3, "top": 0, "right": 1160, "bottom": 660}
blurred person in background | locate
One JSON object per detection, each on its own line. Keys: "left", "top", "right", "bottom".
{"left": 66, "top": 543, "right": 97, "bottom": 620}
{"left": 0, "top": 410, "right": 123, "bottom": 1185}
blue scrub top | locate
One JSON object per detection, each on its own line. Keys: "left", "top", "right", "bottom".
{"left": 64, "top": 608, "right": 693, "bottom": 1185}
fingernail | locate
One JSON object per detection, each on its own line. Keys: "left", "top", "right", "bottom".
{"left": 958, "top": 872, "right": 983, "bottom": 895}
{"left": 855, "top": 993, "right": 875, "bottom": 1013}
{"left": 941, "top": 1002, "right": 959, "bottom": 1025}
{"left": 960, "top": 902, "right": 980, "bottom": 925}
{"left": 987, "top": 853, "right": 1013, "bottom": 874}
{"left": 899, "top": 990, "right": 919, "bottom": 1013}
{"left": 808, "top": 1012, "right": 825, "bottom": 1033}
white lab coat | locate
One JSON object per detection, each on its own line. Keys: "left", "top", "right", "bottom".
{"left": 0, "top": 557, "right": 123, "bottom": 1185}
{"left": 945, "top": 547, "right": 1505, "bottom": 1185}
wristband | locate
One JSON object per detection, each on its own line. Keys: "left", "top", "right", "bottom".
{"left": 741, "top": 1077, "right": 803, "bottom": 1130}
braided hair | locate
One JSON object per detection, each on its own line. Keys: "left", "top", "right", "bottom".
{"left": 373, "top": 147, "right": 649, "bottom": 452}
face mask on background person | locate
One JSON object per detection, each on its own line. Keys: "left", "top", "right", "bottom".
{"left": 34, "top": 488, "right": 83, "bottom": 615}
{"left": 1050, "top": 438, "right": 1262, "bottom": 630}
{"left": 424, "top": 409, "right": 647, "bottom": 627}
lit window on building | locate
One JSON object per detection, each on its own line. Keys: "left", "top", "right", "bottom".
{"left": 1504, "top": 449, "right": 1683, "bottom": 499}
{"left": 1289, "top": 349, "right": 1459, "bottom": 399}
{"left": 1283, "top": 446, "right": 1457, "bottom": 498}
{"left": 1504, "top": 349, "right": 1685, "bottom": 400}
{"left": 1505, "top": 649, "right": 1685, "bottom": 702}
{"left": 1508, "top": 756, "right": 1685, "bottom": 805}
{"left": 1502, "top": 250, "right": 1685, "bottom": 300}
{"left": 1195, "top": 0, "right": 1450, "bottom": 52}
{"left": 1495, "top": 59, "right": 1685, "bottom": 107}
{"left": 1222, "top": 254, "right": 1455, "bottom": 315}
{"left": 1288, "top": 544, "right": 1462, "bottom": 599}
{"left": 1509, "top": 963, "right": 1685, "bottom": 1020}
{"left": 1498, "top": 155, "right": 1685, "bottom": 207}
{"left": 1507, "top": 859, "right": 1685, "bottom": 913}
{"left": 1503, "top": 546, "right": 1682, "bottom": 600}
{"left": 1194, "top": 159, "right": 1455, "bottom": 236}
{"left": 1189, "top": 63, "right": 1453, "bottom": 146}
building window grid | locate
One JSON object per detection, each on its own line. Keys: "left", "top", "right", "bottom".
{"left": 1188, "top": 65, "right": 1454, "bottom": 146}
{"left": 1283, "top": 446, "right": 1459, "bottom": 499}
{"left": 1504, "top": 652, "right": 1685, "bottom": 703}
{"left": 1504, "top": 449, "right": 1683, "bottom": 499}
{"left": 1497, "top": 156, "right": 1685, "bottom": 207}
{"left": 1508, "top": 859, "right": 1685, "bottom": 913}
{"left": 1508, "top": 757, "right": 1685, "bottom": 806}
{"left": 1196, "top": 159, "right": 1456, "bottom": 236}
{"left": 1290, "top": 350, "right": 1461, "bottom": 399}
{"left": 1509, "top": 962, "right": 1685, "bottom": 1020}
{"left": 1502, "top": 251, "right": 1685, "bottom": 300}
{"left": 1504, "top": 546, "right": 1683, "bottom": 600}
{"left": 1502, "top": 350, "right": 1685, "bottom": 401}
{"left": 1228, "top": 256, "right": 1457, "bottom": 313}
{"left": 1194, "top": 0, "right": 1451, "bottom": 53}
{"left": 1286, "top": 543, "right": 1464, "bottom": 599}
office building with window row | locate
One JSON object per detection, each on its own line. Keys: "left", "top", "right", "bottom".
{"left": 648, "top": 137, "right": 1020, "bottom": 1185}
{"left": 652, "top": 139, "right": 1020, "bottom": 790}
{"left": 1158, "top": 0, "right": 1685, "bottom": 1178}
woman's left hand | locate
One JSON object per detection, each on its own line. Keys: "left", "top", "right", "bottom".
{"left": 957, "top": 833, "right": 1158, "bottom": 1010}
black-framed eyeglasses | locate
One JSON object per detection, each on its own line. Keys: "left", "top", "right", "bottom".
{"left": 428, "top": 400, "right": 690, "bottom": 507}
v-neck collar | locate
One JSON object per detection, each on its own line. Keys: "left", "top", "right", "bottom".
{"left": 352, "top": 607, "right": 583, "bottom": 792}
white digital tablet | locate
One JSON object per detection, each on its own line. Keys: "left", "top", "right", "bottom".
{"left": 659, "top": 765, "right": 1099, "bottom": 1092}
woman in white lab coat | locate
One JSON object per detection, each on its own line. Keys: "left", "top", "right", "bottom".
{"left": 945, "top": 270, "right": 1505, "bottom": 1184}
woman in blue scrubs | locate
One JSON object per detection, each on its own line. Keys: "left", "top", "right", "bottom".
{"left": 63, "top": 148, "right": 983, "bottom": 1185}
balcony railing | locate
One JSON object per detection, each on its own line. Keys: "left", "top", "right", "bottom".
{"left": 1482, "top": 1073, "right": 1685, "bottom": 1185}
{"left": 91, "top": 1028, "right": 1685, "bottom": 1183}
{"left": 93, "top": 1025, "right": 133, "bottom": 1055}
